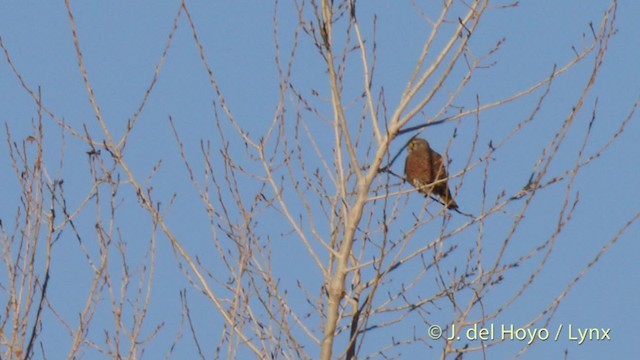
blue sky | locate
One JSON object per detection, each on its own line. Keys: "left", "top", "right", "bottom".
{"left": 1, "top": 1, "right": 638, "bottom": 359}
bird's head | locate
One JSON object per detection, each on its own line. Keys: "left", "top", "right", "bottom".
{"left": 408, "top": 138, "right": 429, "bottom": 152}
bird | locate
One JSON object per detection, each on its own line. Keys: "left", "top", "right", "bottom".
{"left": 404, "top": 137, "right": 458, "bottom": 209}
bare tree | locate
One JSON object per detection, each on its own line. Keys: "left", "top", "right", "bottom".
{"left": 1, "top": 0, "right": 637, "bottom": 359}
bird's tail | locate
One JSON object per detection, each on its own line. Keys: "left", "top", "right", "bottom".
{"left": 443, "top": 188, "right": 458, "bottom": 209}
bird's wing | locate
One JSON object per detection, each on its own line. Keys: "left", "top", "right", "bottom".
{"left": 431, "top": 150, "right": 448, "bottom": 180}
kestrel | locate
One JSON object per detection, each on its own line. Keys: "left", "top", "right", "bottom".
{"left": 404, "top": 138, "right": 458, "bottom": 209}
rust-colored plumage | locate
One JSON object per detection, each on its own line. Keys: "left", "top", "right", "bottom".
{"left": 404, "top": 138, "right": 458, "bottom": 209}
